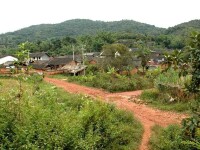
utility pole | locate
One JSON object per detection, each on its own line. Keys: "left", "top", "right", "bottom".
{"left": 72, "top": 45, "right": 75, "bottom": 61}
{"left": 81, "top": 44, "right": 85, "bottom": 76}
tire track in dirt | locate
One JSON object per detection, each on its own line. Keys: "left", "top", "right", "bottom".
{"left": 44, "top": 77, "right": 188, "bottom": 150}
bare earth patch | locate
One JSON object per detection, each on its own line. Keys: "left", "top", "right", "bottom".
{"left": 44, "top": 77, "right": 188, "bottom": 150}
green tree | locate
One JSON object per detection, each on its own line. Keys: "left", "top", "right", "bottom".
{"left": 136, "top": 47, "right": 151, "bottom": 73}
{"left": 16, "top": 42, "right": 30, "bottom": 63}
{"left": 181, "top": 32, "right": 200, "bottom": 149}
{"left": 171, "top": 49, "right": 183, "bottom": 70}
{"left": 92, "top": 32, "right": 116, "bottom": 51}
{"left": 99, "top": 44, "right": 133, "bottom": 71}
{"left": 14, "top": 42, "right": 31, "bottom": 74}
{"left": 162, "top": 52, "right": 173, "bottom": 69}
{"left": 187, "top": 32, "right": 200, "bottom": 93}
{"left": 62, "top": 36, "right": 77, "bottom": 47}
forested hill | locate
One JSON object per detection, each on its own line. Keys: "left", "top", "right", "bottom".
{"left": 165, "top": 19, "right": 200, "bottom": 36}
{"left": 0, "top": 19, "right": 164, "bottom": 44}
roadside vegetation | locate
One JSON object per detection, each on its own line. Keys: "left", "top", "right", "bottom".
{"left": 149, "top": 125, "right": 197, "bottom": 150}
{"left": 149, "top": 32, "right": 200, "bottom": 150}
{"left": 140, "top": 68, "right": 195, "bottom": 113}
{"left": 0, "top": 74, "right": 143, "bottom": 149}
{"left": 67, "top": 72, "right": 152, "bottom": 92}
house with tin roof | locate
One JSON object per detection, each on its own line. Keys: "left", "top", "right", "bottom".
{"left": 0, "top": 55, "right": 18, "bottom": 67}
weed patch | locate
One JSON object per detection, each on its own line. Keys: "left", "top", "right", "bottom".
{"left": 0, "top": 76, "right": 143, "bottom": 149}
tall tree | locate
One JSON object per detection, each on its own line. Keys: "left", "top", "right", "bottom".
{"left": 181, "top": 32, "right": 200, "bottom": 149}
{"left": 99, "top": 44, "right": 133, "bottom": 71}
{"left": 136, "top": 47, "right": 151, "bottom": 73}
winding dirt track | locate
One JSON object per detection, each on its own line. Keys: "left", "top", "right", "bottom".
{"left": 44, "top": 77, "right": 188, "bottom": 150}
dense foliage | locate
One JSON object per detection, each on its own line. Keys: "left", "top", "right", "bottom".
{"left": 150, "top": 125, "right": 199, "bottom": 150}
{"left": 181, "top": 32, "right": 200, "bottom": 149}
{"left": 99, "top": 44, "right": 134, "bottom": 71}
{"left": 144, "top": 32, "right": 200, "bottom": 149}
{"left": 0, "top": 19, "right": 164, "bottom": 45}
{"left": 67, "top": 72, "right": 152, "bottom": 92}
{"left": 0, "top": 75, "right": 143, "bottom": 149}
{"left": 1, "top": 19, "right": 200, "bottom": 56}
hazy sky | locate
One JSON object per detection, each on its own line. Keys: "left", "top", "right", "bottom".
{"left": 0, "top": 0, "right": 199, "bottom": 34}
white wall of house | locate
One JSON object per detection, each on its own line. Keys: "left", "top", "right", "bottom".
{"left": 0, "top": 56, "right": 18, "bottom": 65}
{"left": 31, "top": 54, "right": 50, "bottom": 61}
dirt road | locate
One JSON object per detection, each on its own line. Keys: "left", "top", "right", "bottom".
{"left": 44, "top": 77, "right": 188, "bottom": 150}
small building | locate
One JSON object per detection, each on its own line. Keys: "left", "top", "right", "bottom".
{"left": 29, "top": 52, "right": 50, "bottom": 61}
{"left": 47, "top": 55, "right": 82, "bottom": 70}
{"left": 0, "top": 55, "right": 18, "bottom": 67}
{"left": 30, "top": 60, "right": 50, "bottom": 71}
{"left": 61, "top": 64, "right": 87, "bottom": 76}
{"left": 149, "top": 51, "right": 165, "bottom": 65}
{"left": 84, "top": 52, "right": 100, "bottom": 64}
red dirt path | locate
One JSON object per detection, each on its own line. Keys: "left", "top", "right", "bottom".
{"left": 44, "top": 77, "right": 188, "bottom": 150}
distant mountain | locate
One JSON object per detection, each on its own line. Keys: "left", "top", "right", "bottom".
{"left": 0, "top": 19, "right": 165, "bottom": 45}
{"left": 1, "top": 19, "right": 200, "bottom": 48}
{"left": 165, "top": 19, "right": 200, "bottom": 36}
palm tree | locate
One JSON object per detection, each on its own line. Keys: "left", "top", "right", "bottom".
{"left": 162, "top": 50, "right": 183, "bottom": 70}
{"left": 162, "top": 52, "right": 173, "bottom": 70}
{"left": 171, "top": 49, "right": 183, "bottom": 70}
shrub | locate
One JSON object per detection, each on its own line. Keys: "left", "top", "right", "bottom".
{"left": 0, "top": 77, "right": 143, "bottom": 149}
{"left": 140, "top": 89, "right": 192, "bottom": 112}
{"left": 145, "top": 67, "right": 162, "bottom": 80}
{"left": 85, "top": 64, "right": 99, "bottom": 75}
{"left": 67, "top": 72, "right": 153, "bottom": 92}
{"left": 154, "top": 69, "right": 193, "bottom": 101}
{"left": 150, "top": 125, "right": 191, "bottom": 150}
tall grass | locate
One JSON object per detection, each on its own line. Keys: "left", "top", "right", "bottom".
{"left": 140, "top": 89, "right": 192, "bottom": 113}
{"left": 150, "top": 125, "right": 200, "bottom": 150}
{"left": 0, "top": 76, "right": 143, "bottom": 149}
{"left": 140, "top": 69, "right": 195, "bottom": 112}
{"left": 67, "top": 73, "right": 152, "bottom": 92}
{"left": 153, "top": 69, "right": 193, "bottom": 102}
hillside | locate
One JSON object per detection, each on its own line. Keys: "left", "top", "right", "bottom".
{"left": 0, "top": 19, "right": 164, "bottom": 44}
{"left": 165, "top": 19, "right": 200, "bottom": 36}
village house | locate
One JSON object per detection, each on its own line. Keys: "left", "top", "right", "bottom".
{"left": 0, "top": 55, "right": 18, "bottom": 67}
{"left": 30, "top": 60, "right": 50, "bottom": 71}
{"left": 149, "top": 50, "right": 165, "bottom": 65}
{"left": 29, "top": 52, "right": 50, "bottom": 62}
{"left": 84, "top": 52, "right": 100, "bottom": 64}
{"left": 47, "top": 55, "right": 82, "bottom": 70}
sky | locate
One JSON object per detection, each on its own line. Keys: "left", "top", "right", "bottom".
{"left": 0, "top": 0, "right": 199, "bottom": 34}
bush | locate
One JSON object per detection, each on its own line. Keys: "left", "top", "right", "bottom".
{"left": 85, "top": 64, "right": 99, "bottom": 75}
{"left": 154, "top": 69, "right": 193, "bottom": 101}
{"left": 140, "top": 89, "right": 192, "bottom": 112}
{"left": 67, "top": 72, "right": 153, "bottom": 92}
{"left": 145, "top": 67, "right": 162, "bottom": 80}
{"left": 150, "top": 125, "right": 191, "bottom": 150}
{"left": 0, "top": 76, "right": 143, "bottom": 149}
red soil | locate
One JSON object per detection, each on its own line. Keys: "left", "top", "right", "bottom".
{"left": 44, "top": 77, "right": 188, "bottom": 150}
